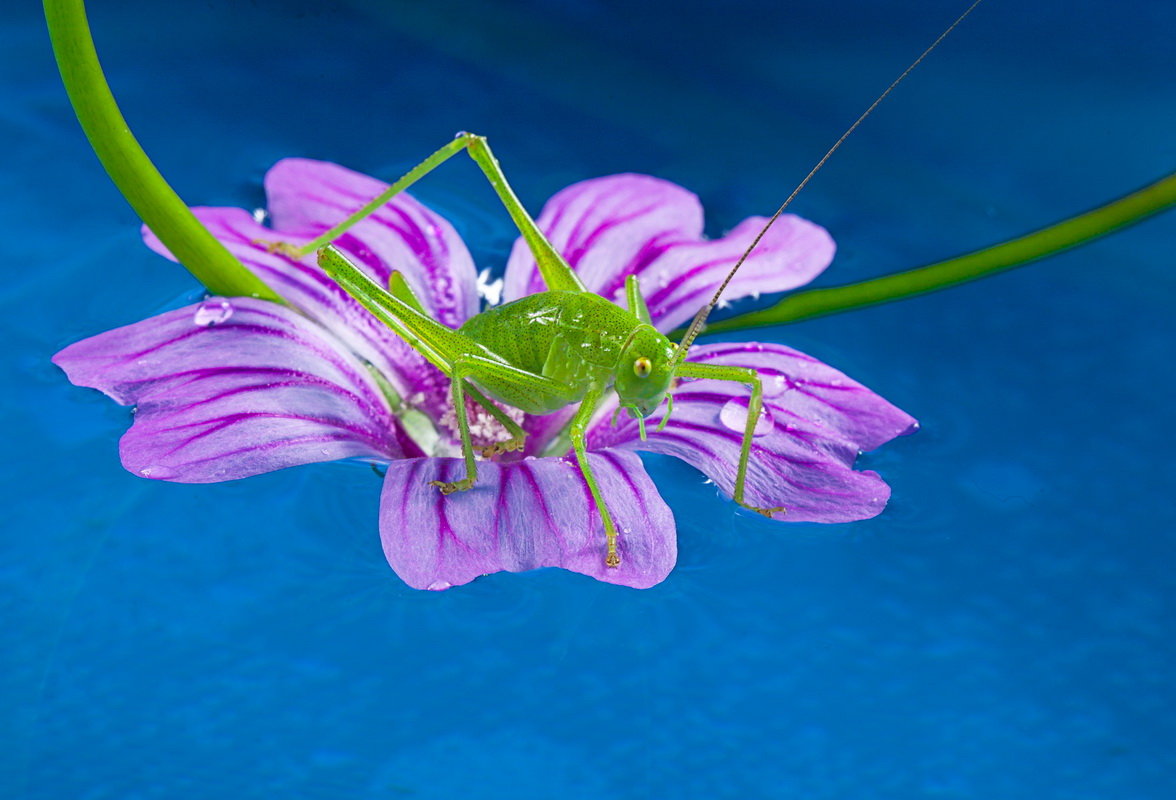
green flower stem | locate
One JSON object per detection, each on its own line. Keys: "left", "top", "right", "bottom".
{"left": 44, "top": 0, "right": 282, "bottom": 302}
{"left": 703, "top": 171, "right": 1176, "bottom": 335}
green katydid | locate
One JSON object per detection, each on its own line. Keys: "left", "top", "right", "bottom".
{"left": 265, "top": 1, "right": 983, "bottom": 569}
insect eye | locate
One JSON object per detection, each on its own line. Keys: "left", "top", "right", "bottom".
{"left": 633, "top": 357, "right": 652, "bottom": 378}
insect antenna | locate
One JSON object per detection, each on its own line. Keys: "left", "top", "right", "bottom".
{"left": 672, "top": 0, "right": 983, "bottom": 364}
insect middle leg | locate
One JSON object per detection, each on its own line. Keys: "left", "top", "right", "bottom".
{"left": 429, "top": 354, "right": 574, "bottom": 494}
{"left": 568, "top": 382, "right": 623, "bottom": 567}
{"left": 675, "top": 361, "right": 785, "bottom": 518}
{"left": 385, "top": 266, "right": 526, "bottom": 456}
{"left": 321, "top": 247, "right": 529, "bottom": 455}
{"left": 433, "top": 355, "right": 623, "bottom": 568}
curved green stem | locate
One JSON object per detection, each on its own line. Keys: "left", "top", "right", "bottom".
{"left": 44, "top": 0, "right": 282, "bottom": 301}
{"left": 703, "top": 171, "right": 1176, "bottom": 334}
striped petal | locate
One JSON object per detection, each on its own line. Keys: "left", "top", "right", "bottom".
{"left": 140, "top": 157, "right": 481, "bottom": 423}
{"left": 503, "top": 174, "right": 834, "bottom": 331}
{"left": 587, "top": 342, "right": 917, "bottom": 522}
{"left": 380, "top": 452, "right": 676, "bottom": 589}
{"left": 263, "top": 158, "right": 479, "bottom": 328}
{"left": 142, "top": 207, "right": 454, "bottom": 428}
{"left": 53, "top": 298, "right": 416, "bottom": 483}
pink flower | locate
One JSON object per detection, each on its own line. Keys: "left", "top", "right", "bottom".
{"left": 54, "top": 159, "right": 915, "bottom": 589}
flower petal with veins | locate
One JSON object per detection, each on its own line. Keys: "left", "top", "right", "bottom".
{"left": 382, "top": 452, "right": 676, "bottom": 589}
{"left": 588, "top": 342, "right": 917, "bottom": 522}
{"left": 54, "top": 298, "right": 415, "bottom": 483}
{"left": 503, "top": 173, "right": 835, "bottom": 331}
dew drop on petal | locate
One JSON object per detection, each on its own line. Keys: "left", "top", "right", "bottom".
{"left": 427, "top": 580, "right": 452, "bottom": 591}
{"left": 763, "top": 373, "right": 792, "bottom": 397}
{"left": 719, "top": 398, "right": 773, "bottom": 436}
{"left": 194, "top": 297, "right": 234, "bottom": 326}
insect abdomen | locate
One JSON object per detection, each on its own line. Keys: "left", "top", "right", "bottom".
{"left": 458, "top": 292, "right": 573, "bottom": 374}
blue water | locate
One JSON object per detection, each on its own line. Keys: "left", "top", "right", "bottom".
{"left": 3, "top": 0, "right": 1174, "bottom": 797}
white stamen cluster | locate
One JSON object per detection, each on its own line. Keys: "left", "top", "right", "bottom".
{"left": 436, "top": 395, "right": 526, "bottom": 454}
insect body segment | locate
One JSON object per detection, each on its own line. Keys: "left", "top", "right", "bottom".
{"left": 456, "top": 291, "right": 669, "bottom": 415}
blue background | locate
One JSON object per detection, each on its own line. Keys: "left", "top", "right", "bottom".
{"left": 3, "top": 0, "right": 1173, "bottom": 797}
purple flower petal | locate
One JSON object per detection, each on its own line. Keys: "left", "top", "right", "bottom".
{"left": 263, "top": 158, "right": 480, "bottom": 328}
{"left": 687, "top": 341, "right": 919, "bottom": 451}
{"left": 504, "top": 173, "right": 703, "bottom": 301}
{"left": 502, "top": 173, "right": 835, "bottom": 331}
{"left": 141, "top": 207, "right": 453, "bottom": 425}
{"left": 53, "top": 298, "right": 417, "bottom": 483}
{"left": 587, "top": 342, "right": 917, "bottom": 522}
{"left": 381, "top": 452, "right": 676, "bottom": 589}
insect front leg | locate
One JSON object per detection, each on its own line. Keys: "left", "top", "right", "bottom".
{"left": 675, "top": 361, "right": 785, "bottom": 518}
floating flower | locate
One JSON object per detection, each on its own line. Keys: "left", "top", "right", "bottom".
{"left": 54, "top": 159, "right": 916, "bottom": 590}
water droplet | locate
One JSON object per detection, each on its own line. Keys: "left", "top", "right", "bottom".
{"left": 764, "top": 373, "right": 793, "bottom": 397}
{"left": 194, "top": 297, "right": 234, "bottom": 326}
{"left": 138, "top": 465, "right": 172, "bottom": 479}
{"left": 427, "top": 580, "right": 452, "bottom": 591}
{"left": 719, "top": 398, "right": 773, "bottom": 436}
{"left": 453, "top": 130, "right": 470, "bottom": 139}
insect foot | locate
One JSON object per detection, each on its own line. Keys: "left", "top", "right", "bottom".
{"left": 476, "top": 435, "right": 526, "bottom": 458}
{"left": 428, "top": 477, "right": 475, "bottom": 494}
{"left": 252, "top": 238, "right": 302, "bottom": 257}
{"left": 738, "top": 501, "right": 786, "bottom": 519}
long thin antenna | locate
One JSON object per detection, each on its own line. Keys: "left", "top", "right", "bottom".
{"left": 673, "top": 0, "right": 983, "bottom": 361}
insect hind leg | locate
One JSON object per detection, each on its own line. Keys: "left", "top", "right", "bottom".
{"left": 259, "top": 134, "right": 585, "bottom": 296}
